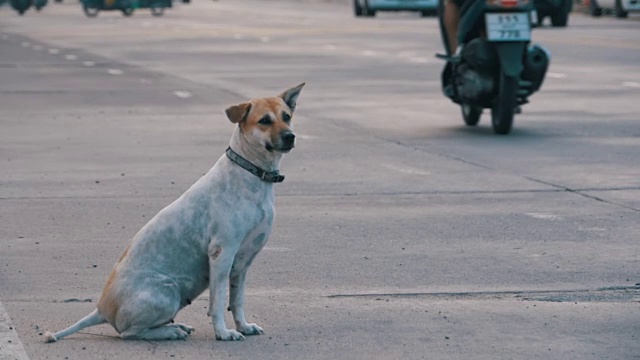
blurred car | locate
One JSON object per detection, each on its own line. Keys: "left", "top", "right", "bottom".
{"left": 589, "top": 0, "right": 640, "bottom": 17}
{"left": 533, "top": 0, "right": 573, "bottom": 26}
{"left": 354, "top": 0, "right": 438, "bottom": 17}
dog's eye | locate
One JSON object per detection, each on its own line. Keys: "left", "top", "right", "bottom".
{"left": 282, "top": 112, "right": 291, "bottom": 123}
{"left": 258, "top": 116, "right": 272, "bottom": 126}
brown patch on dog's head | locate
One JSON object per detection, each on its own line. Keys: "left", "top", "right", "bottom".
{"left": 225, "top": 83, "right": 305, "bottom": 153}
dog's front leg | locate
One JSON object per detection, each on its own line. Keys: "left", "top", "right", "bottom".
{"left": 230, "top": 269, "right": 264, "bottom": 336}
{"left": 209, "top": 245, "right": 245, "bottom": 341}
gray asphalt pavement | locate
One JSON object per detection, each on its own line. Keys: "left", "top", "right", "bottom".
{"left": 1, "top": 1, "right": 639, "bottom": 359}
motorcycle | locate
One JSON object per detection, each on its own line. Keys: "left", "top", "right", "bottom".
{"left": 437, "top": 0, "right": 550, "bottom": 134}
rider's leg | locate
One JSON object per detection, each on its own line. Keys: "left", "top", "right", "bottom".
{"left": 443, "top": 0, "right": 461, "bottom": 54}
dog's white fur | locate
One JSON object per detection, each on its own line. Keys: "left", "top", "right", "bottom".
{"left": 45, "top": 83, "right": 304, "bottom": 342}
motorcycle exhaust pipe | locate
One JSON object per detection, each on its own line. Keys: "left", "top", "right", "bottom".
{"left": 522, "top": 44, "right": 550, "bottom": 94}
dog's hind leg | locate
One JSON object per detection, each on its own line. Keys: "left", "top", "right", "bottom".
{"left": 115, "top": 279, "right": 193, "bottom": 341}
{"left": 44, "top": 309, "right": 107, "bottom": 343}
{"left": 120, "top": 325, "right": 191, "bottom": 341}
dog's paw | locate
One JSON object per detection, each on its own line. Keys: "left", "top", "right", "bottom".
{"left": 215, "top": 329, "right": 245, "bottom": 341}
{"left": 172, "top": 328, "right": 190, "bottom": 341}
{"left": 237, "top": 323, "right": 264, "bottom": 336}
{"left": 173, "top": 323, "right": 195, "bottom": 334}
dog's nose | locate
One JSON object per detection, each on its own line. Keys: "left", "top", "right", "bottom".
{"left": 282, "top": 132, "right": 296, "bottom": 143}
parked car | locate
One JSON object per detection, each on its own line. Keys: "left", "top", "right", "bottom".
{"left": 354, "top": 0, "right": 438, "bottom": 17}
{"left": 533, "top": 0, "right": 573, "bottom": 26}
{"left": 590, "top": 0, "right": 640, "bottom": 17}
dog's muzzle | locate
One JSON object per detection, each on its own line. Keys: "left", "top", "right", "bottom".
{"left": 267, "top": 131, "right": 296, "bottom": 153}
{"left": 280, "top": 131, "right": 296, "bottom": 151}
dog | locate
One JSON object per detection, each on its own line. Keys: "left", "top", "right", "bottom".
{"left": 45, "top": 83, "right": 305, "bottom": 342}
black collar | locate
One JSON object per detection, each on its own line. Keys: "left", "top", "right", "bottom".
{"left": 225, "top": 147, "right": 285, "bottom": 183}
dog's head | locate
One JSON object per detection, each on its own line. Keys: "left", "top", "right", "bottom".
{"left": 225, "top": 83, "right": 305, "bottom": 154}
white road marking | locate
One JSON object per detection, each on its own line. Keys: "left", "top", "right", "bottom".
{"left": 381, "top": 163, "right": 431, "bottom": 176}
{"left": 107, "top": 69, "right": 124, "bottom": 75}
{"left": 21, "top": 42, "right": 30, "bottom": 47}
{"left": 397, "top": 51, "right": 416, "bottom": 58}
{"left": 362, "top": 50, "right": 377, "bottom": 57}
{"left": 324, "top": 45, "right": 336, "bottom": 51}
{"left": 173, "top": 90, "right": 192, "bottom": 99}
{"left": 526, "top": 213, "right": 560, "bottom": 220}
{"left": 0, "top": 299, "right": 30, "bottom": 360}
{"left": 234, "top": 34, "right": 244, "bottom": 40}
{"left": 32, "top": 45, "right": 43, "bottom": 51}
{"left": 83, "top": 61, "right": 96, "bottom": 67}
{"left": 65, "top": 54, "right": 78, "bottom": 60}
{"left": 622, "top": 81, "right": 640, "bottom": 88}
{"left": 260, "top": 37, "right": 270, "bottom": 43}
{"left": 297, "top": 134, "right": 316, "bottom": 140}
{"left": 48, "top": 48, "right": 60, "bottom": 54}
{"left": 409, "top": 57, "right": 429, "bottom": 64}
{"left": 547, "top": 72, "right": 567, "bottom": 79}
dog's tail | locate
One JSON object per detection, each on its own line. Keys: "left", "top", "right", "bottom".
{"left": 44, "top": 309, "right": 107, "bottom": 343}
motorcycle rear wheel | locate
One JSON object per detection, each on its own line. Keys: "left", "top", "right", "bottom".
{"left": 461, "top": 103, "right": 482, "bottom": 126}
{"left": 150, "top": 6, "right": 164, "bottom": 16}
{"left": 491, "top": 74, "right": 518, "bottom": 135}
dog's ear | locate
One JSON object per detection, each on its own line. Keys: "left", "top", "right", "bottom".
{"left": 225, "top": 102, "right": 252, "bottom": 124}
{"left": 278, "top": 83, "right": 305, "bottom": 111}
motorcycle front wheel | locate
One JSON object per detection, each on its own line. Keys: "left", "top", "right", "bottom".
{"left": 83, "top": 5, "right": 99, "bottom": 17}
{"left": 121, "top": 7, "right": 133, "bottom": 16}
{"left": 491, "top": 73, "right": 518, "bottom": 135}
{"left": 461, "top": 103, "right": 482, "bottom": 126}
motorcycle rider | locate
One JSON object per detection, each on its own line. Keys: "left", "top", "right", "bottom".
{"left": 442, "top": 0, "right": 470, "bottom": 55}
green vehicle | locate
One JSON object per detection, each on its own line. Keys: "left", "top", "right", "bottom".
{"left": 533, "top": 0, "right": 573, "bottom": 27}
{"left": 81, "top": 0, "right": 171, "bottom": 17}
{"left": 9, "top": 0, "right": 32, "bottom": 14}
{"left": 34, "top": 0, "right": 46, "bottom": 11}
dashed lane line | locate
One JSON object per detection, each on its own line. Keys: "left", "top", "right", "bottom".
{"left": 547, "top": 72, "right": 567, "bottom": 79}
{"left": 173, "top": 90, "right": 192, "bottom": 99}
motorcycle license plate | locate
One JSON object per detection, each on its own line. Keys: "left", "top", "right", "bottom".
{"left": 485, "top": 12, "right": 531, "bottom": 42}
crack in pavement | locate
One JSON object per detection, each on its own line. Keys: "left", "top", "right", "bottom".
{"left": 375, "top": 137, "right": 640, "bottom": 213}
{"left": 328, "top": 285, "right": 640, "bottom": 303}
{"left": 524, "top": 176, "right": 640, "bottom": 213}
